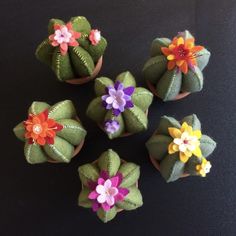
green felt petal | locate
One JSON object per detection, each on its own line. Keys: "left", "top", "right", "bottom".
{"left": 185, "top": 156, "right": 202, "bottom": 175}
{"left": 13, "top": 122, "right": 26, "bottom": 142}
{"left": 132, "top": 87, "right": 153, "bottom": 112}
{"left": 142, "top": 55, "right": 167, "bottom": 84}
{"left": 28, "top": 101, "right": 50, "bottom": 115}
{"left": 150, "top": 37, "right": 171, "bottom": 57}
{"left": 86, "top": 97, "right": 106, "bottom": 123}
{"left": 94, "top": 77, "right": 114, "bottom": 96}
{"left": 196, "top": 48, "right": 211, "bottom": 71}
{"left": 118, "top": 163, "right": 140, "bottom": 188}
{"left": 98, "top": 149, "right": 121, "bottom": 176}
{"left": 115, "top": 71, "right": 136, "bottom": 87}
{"left": 52, "top": 48, "right": 75, "bottom": 81}
{"left": 78, "top": 187, "right": 92, "bottom": 208}
{"left": 56, "top": 119, "right": 87, "bottom": 146}
{"left": 182, "top": 30, "right": 194, "bottom": 39}
{"left": 182, "top": 66, "right": 203, "bottom": 93}
{"left": 156, "top": 116, "right": 181, "bottom": 136}
{"left": 181, "top": 114, "right": 201, "bottom": 130}
{"left": 123, "top": 106, "right": 148, "bottom": 133}
{"left": 104, "top": 111, "right": 125, "bottom": 139}
{"left": 116, "top": 186, "right": 143, "bottom": 210}
{"left": 78, "top": 163, "right": 99, "bottom": 187}
{"left": 24, "top": 143, "right": 48, "bottom": 164}
{"left": 69, "top": 46, "right": 95, "bottom": 77}
{"left": 146, "top": 134, "right": 172, "bottom": 161}
{"left": 48, "top": 19, "right": 65, "bottom": 34}
{"left": 35, "top": 38, "right": 54, "bottom": 66}
{"left": 156, "top": 68, "right": 182, "bottom": 101}
{"left": 70, "top": 16, "right": 91, "bottom": 34}
{"left": 97, "top": 206, "right": 117, "bottom": 223}
{"left": 160, "top": 153, "right": 185, "bottom": 183}
{"left": 48, "top": 100, "right": 76, "bottom": 120}
{"left": 200, "top": 135, "right": 217, "bottom": 158}
{"left": 43, "top": 136, "right": 74, "bottom": 163}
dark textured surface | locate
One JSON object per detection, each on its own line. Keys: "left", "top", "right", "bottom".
{"left": 1, "top": 0, "right": 236, "bottom": 235}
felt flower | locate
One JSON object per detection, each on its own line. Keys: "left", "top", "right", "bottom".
{"left": 89, "top": 29, "right": 101, "bottom": 45}
{"left": 101, "top": 81, "right": 134, "bottom": 116}
{"left": 88, "top": 171, "right": 129, "bottom": 212}
{"left": 196, "top": 158, "right": 212, "bottom": 177}
{"left": 24, "top": 109, "right": 63, "bottom": 146}
{"left": 161, "top": 36, "right": 204, "bottom": 74}
{"left": 168, "top": 122, "right": 202, "bottom": 163}
{"left": 104, "top": 120, "right": 120, "bottom": 134}
{"left": 49, "top": 22, "right": 81, "bottom": 55}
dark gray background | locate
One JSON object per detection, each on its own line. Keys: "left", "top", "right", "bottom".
{"left": 1, "top": 0, "right": 236, "bottom": 235}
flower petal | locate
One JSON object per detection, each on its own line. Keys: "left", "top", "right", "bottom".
{"left": 123, "top": 86, "right": 135, "bottom": 96}
{"left": 168, "top": 127, "right": 182, "bottom": 138}
{"left": 96, "top": 185, "right": 106, "bottom": 195}
{"left": 179, "top": 152, "right": 189, "bottom": 163}
{"left": 88, "top": 191, "right": 99, "bottom": 200}
{"left": 192, "top": 146, "right": 202, "bottom": 158}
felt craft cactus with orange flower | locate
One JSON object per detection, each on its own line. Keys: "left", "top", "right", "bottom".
{"left": 143, "top": 30, "right": 211, "bottom": 101}
{"left": 146, "top": 114, "right": 216, "bottom": 182}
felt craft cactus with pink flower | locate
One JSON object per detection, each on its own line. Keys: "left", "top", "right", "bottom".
{"left": 78, "top": 149, "right": 143, "bottom": 223}
{"left": 86, "top": 71, "right": 153, "bottom": 139}
{"left": 35, "top": 16, "right": 107, "bottom": 82}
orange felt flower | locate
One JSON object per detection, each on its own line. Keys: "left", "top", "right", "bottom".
{"left": 24, "top": 110, "right": 63, "bottom": 146}
{"left": 161, "top": 36, "right": 204, "bottom": 74}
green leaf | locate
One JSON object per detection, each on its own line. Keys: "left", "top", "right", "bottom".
{"left": 69, "top": 46, "right": 95, "bottom": 77}
{"left": 78, "top": 163, "right": 99, "bottom": 187}
{"left": 35, "top": 39, "right": 54, "bottom": 66}
{"left": 56, "top": 119, "right": 87, "bottom": 145}
{"left": 13, "top": 122, "right": 26, "bottom": 141}
{"left": 146, "top": 134, "right": 172, "bottom": 161}
{"left": 24, "top": 143, "right": 48, "bottom": 164}
{"left": 181, "top": 114, "right": 201, "bottom": 130}
{"left": 28, "top": 101, "right": 50, "bottom": 115}
{"left": 98, "top": 149, "right": 121, "bottom": 176}
{"left": 115, "top": 71, "right": 136, "bottom": 87}
{"left": 48, "top": 100, "right": 76, "bottom": 120}
{"left": 52, "top": 48, "right": 75, "bottom": 81}
{"left": 182, "top": 66, "right": 203, "bottom": 93}
{"left": 196, "top": 48, "right": 211, "bottom": 71}
{"left": 86, "top": 97, "right": 106, "bottom": 123}
{"left": 156, "top": 116, "right": 181, "bottom": 135}
{"left": 156, "top": 68, "right": 182, "bottom": 101}
{"left": 132, "top": 87, "right": 153, "bottom": 112}
{"left": 200, "top": 135, "right": 217, "bottom": 158}
{"left": 43, "top": 136, "right": 74, "bottom": 163}
{"left": 97, "top": 206, "right": 117, "bottom": 223}
{"left": 70, "top": 16, "right": 91, "bottom": 34}
{"left": 159, "top": 153, "right": 185, "bottom": 183}
{"left": 116, "top": 186, "right": 143, "bottom": 210}
{"left": 48, "top": 18, "right": 65, "bottom": 34}
{"left": 118, "top": 162, "right": 140, "bottom": 188}
{"left": 94, "top": 77, "right": 114, "bottom": 96}
{"left": 123, "top": 105, "right": 148, "bottom": 133}
{"left": 181, "top": 30, "right": 194, "bottom": 39}
{"left": 142, "top": 55, "right": 167, "bottom": 84}
{"left": 78, "top": 187, "right": 92, "bottom": 208}
{"left": 150, "top": 37, "right": 171, "bottom": 57}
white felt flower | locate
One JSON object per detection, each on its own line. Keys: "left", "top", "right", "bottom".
{"left": 54, "top": 26, "right": 72, "bottom": 44}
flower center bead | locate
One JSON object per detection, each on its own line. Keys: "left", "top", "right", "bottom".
{"left": 32, "top": 124, "right": 42, "bottom": 134}
{"left": 173, "top": 44, "right": 189, "bottom": 60}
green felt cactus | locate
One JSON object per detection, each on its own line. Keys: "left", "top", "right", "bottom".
{"left": 36, "top": 16, "right": 107, "bottom": 82}
{"left": 13, "top": 100, "right": 87, "bottom": 164}
{"left": 78, "top": 149, "right": 143, "bottom": 223}
{"left": 86, "top": 71, "right": 153, "bottom": 139}
{"left": 143, "top": 30, "right": 211, "bottom": 101}
{"left": 146, "top": 114, "right": 216, "bottom": 182}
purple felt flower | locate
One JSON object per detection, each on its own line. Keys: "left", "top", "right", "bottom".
{"left": 101, "top": 81, "right": 135, "bottom": 116}
{"left": 88, "top": 171, "right": 129, "bottom": 212}
{"left": 104, "top": 120, "right": 120, "bottom": 134}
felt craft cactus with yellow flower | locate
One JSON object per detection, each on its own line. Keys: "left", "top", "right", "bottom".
{"left": 146, "top": 114, "right": 216, "bottom": 182}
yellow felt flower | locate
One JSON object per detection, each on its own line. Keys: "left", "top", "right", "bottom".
{"left": 168, "top": 122, "right": 202, "bottom": 163}
{"left": 196, "top": 158, "right": 212, "bottom": 177}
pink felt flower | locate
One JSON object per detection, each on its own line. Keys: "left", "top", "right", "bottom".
{"left": 49, "top": 22, "right": 81, "bottom": 55}
{"left": 89, "top": 29, "right": 101, "bottom": 46}
{"left": 88, "top": 171, "right": 129, "bottom": 212}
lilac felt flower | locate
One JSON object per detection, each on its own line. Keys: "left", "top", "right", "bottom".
{"left": 88, "top": 171, "right": 129, "bottom": 212}
{"left": 101, "top": 81, "right": 135, "bottom": 116}
{"left": 104, "top": 120, "right": 120, "bottom": 134}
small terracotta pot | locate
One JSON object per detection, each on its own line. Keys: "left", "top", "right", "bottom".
{"left": 66, "top": 57, "right": 103, "bottom": 85}
{"left": 146, "top": 80, "right": 190, "bottom": 101}
{"left": 149, "top": 155, "right": 189, "bottom": 178}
